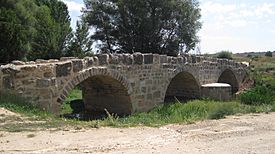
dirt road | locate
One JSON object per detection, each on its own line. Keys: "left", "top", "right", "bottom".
{"left": 1, "top": 111, "right": 275, "bottom": 154}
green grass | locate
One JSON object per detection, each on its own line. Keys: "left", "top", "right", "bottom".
{"left": 0, "top": 91, "right": 274, "bottom": 132}
{"left": 101, "top": 100, "right": 274, "bottom": 127}
{"left": 61, "top": 88, "right": 82, "bottom": 114}
{"left": 0, "top": 92, "right": 51, "bottom": 119}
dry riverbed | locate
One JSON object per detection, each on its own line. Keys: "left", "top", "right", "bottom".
{"left": 0, "top": 108, "right": 275, "bottom": 154}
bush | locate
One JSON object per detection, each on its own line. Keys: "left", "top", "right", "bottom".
{"left": 240, "top": 85, "right": 274, "bottom": 105}
{"left": 216, "top": 51, "right": 233, "bottom": 60}
{"left": 265, "top": 51, "right": 272, "bottom": 57}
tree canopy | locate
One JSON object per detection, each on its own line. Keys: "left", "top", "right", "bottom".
{"left": 28, "top": 0, "right": 72, "bottom": 60}
{"left": 0, "top": 0, "right": 37, "bottom": 63}
{"left": 0, "top": 0, "right": 72, "bottom": 63}
{"left": 67, "top": 19, "right": 93, "bottom": 58}
{"left": 83, "top": 0, "right": 201, "bottom": 55}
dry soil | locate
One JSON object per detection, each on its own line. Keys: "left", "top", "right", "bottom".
{"left": 0, "top": 108, "right": 275, "bottom": 154}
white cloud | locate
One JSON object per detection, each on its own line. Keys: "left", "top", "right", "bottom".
{"left": 199, "top": 1, "right": 275, "bottom": 53}
{"left": 255, "top": 3, "right": 275, "bottom": 18}
{"left": 61, "top": 0, "right": 84, "bottom": 12}
{"left": 227, "top": 20, "right": 248, "bottom": 28}
{"left": 201, "top": 2, "right": 236, "bottom": 15}
{"left": 201, "top": 1, "right": 275, "bottom": 22}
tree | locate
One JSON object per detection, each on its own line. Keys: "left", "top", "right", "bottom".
{"left": 265, "top": 51, "right": 272, "bottom": 57}
{"left": 83, "top": 0, "right": 201, "bottom": 55}
{"left": 28, "top": 0, "right": 72, "bottom": 60}
{"left": 0, "top": 0, "right": 37, "bottom": 63}
{"left": 217, "top": 51, "right": 233, "bottom": 60}
{"left": 0, "top": 0, "right": 72, "bottom": 63}
{"left": 67, "top": 19, "right": 93, "bottom": 57}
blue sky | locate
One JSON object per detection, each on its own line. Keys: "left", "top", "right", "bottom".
{"left": 61, "top": 0, "right": 275, "bottom": 53}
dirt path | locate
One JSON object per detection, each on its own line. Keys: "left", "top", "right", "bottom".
{"left": 1, "top": 112, "right": 275, "bottom": 154}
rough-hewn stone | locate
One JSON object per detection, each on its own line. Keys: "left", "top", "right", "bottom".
{"left": 56, "top": 62, "right": 72, "bottom": 77}
{"left": 3, "top": 76, "right": 13, "bottom": 89}
{"left": 144, "top": 54, "right": 153, "bottom": 64}
{"left": 0, "top": 53, "right": 248, "bottom": 115}
{"left": 72, "top": 59, "right": 83, "bottom": 72}
{"left": 97, "top": 54, "right": 109, "bottom": 65}
{"left": 133, "top": 53, "right": 144, "bottom": 65}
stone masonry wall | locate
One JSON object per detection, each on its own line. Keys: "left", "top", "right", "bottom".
{"left": 0, "top": 53, "right": 248, "bottom": 115}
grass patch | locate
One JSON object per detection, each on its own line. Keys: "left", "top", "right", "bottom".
{"left": 97, "top": 100, "right": 275, "bottom": 127}
{"left": 61, "top": 88, "right": 82, "bottom": 115}
{"left": 0, "top": 95, "right": 274, "bottom": 132}
{"left": 0, "top": 92, "right": 51, "bottom": 119}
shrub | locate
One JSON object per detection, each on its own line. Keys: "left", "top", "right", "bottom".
{"left": 216, "top": 51, "right": 233, "bottom": 60}
{"left": 240, "top": 85, "right": 274, "bottom": 105}
{"left": 265, "top": 51, "right": 272, "bottom": 57}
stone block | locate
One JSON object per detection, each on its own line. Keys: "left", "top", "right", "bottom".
{"left": 201, "top": 83, "right": 232, "bottom": 101}
{"left": 3, "top": 76, "right": 13, "bottom": 89}
{"left": 177, "top": 57, "right": 183, "bottom": 64}
{"left": 72, "top": 59, "right": 83, "bottom": 72}
{"left": 196, "top": 56, "right": 202, "bottom": 63}
{"left": 109, "top": 54, "right": 119, "bottom": 64}
{"left": 36, "top": 79, "right": 51, "bottom": 87}
{"left": 123, "top": 54, "right": 133, "bottom": 65}
{"left": 183, "top": 57, "right": 187, "bottom": 63}
{"left": 56, "top": 62, "right": 72, "bottom": 77}
{"left": 93, "top": 56, "right": 99, "bottom": 65}
{"left": 160, "top": 55, "right": 167, "bottom": 63}
{"left": 171, "top": 57, "right": 177, "bottom": 64}
{"left": 153, "top": 54, "right": 160, "bottom": 64}
{"left": 21, "top": 65, "right": 37, "bottom": 72}
{"left": 133, "top": 53, "right": 143, "bottom": 65}
{"left": 162, "top": 64, "right": 173, "bottom": 69}
{"left": 22, "top": 79, "right": 36, "bottom": 85}
{"left": 60, "top": 57, "right": 77, "bottom": 61}
{"left": 44, "top": 72, "right": 53, "bottom": 78}
{"left": 1, "top": 65, "right": 20, "bottom": 74}
{"left": 87, "top": 57, "right": 94, "bottom": 66}
{"left": 97, "top": 54, "right": 109, "bottom": 65}
{"left": 153, "top": 91, "right": 161, "bottom": 98}
{"left": 191, "top": 55, "right": 196, "bottom": 63}
{"left": 12, "top": 60, "right": 25, "bottom": 65}
{"left": 144, "top": 54, "right": 153, "bottom": 64}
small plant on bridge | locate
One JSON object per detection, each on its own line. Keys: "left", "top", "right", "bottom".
{"left": 216, "top": 51, "right": 233, "bottom": 60}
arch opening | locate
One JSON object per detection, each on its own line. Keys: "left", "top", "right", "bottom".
{"left": 218, "top": 69, "right": 239, "bottom": 94}
{"left": 81, "top": 75, "right": 132, "bottom": 116}
{"left": 165, "top": 71, "right": 200, "bottom": 103}
{"left": 60, "top": 74, "right": 132, "bottom": 119}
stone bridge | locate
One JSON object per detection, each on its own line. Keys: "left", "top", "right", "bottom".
{"left": 0, "top": 53, "right": 248, "bottom": 115}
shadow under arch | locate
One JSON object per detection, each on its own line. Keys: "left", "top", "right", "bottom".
{"left": 165, "top": 71, "right": 200, "bottom": 103}
{"left": 57, "top": 69, "right": 132, "bottom": 116}
{"left": 218, "top": 69, "right": 239, "bottom": 94}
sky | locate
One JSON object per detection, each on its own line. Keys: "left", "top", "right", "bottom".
{"left": 61, "top": 0, "right": 275, "bottom": 54}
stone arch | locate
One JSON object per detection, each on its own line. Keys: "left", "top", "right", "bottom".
{"left": 164, "top": 70, "right": 201, "bottom": 102}
{"left": 218, "top": 69, "right": 239, "bottom": 94}
{"left": 57, "top": 68, "right": 132, "bottom": 115}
